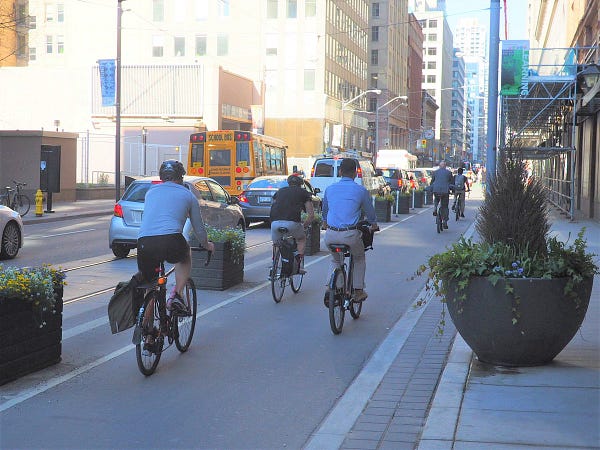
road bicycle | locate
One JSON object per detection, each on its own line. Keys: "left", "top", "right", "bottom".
{"left": 434, "top": 193, "right": 450, "bottom": 233}
{"left": 132, "top": 247, "right": 211, "bottom": 376}
{"left": 325, "top": 224, "right": 375, "bottom": 335}
{"left": 0, "top": 180, "right": 31, "bottom": 216}
{"left": 270, "top": 225, "right": 304, "bottom": 303}
{"left": 453, "top": 190, "right": 467, "bottom": 221}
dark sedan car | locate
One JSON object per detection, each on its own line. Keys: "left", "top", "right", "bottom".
{"left": 238, "top": 175, "right": 321, "bottom": 225}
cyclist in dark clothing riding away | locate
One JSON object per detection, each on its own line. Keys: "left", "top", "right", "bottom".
{"left": 452, "top": 167, "right": 471, "bottom": 217}
{"left": 430, "top": 161, "right": 454, "bottom": 229}
{"left": 137, "top": 160, "right": 215, "bottom": 313}
{"left": 270, "top": 174, "right": 315, "bottom": 274}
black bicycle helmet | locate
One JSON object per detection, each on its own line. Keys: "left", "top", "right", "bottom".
{"left": 287, "top": 174, "right": 303, "bottom": 186}
{"left": 159, "top": 159, "right": 186, "bottom": 182}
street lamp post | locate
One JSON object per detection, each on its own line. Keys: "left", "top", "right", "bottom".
{"left": 115, "top": 0, "right": 124, "bottom": 202}
{"left": 375, "top": 95, "right": 408, "bottom": 161}
{"left": 341, "top": 89, "right": 381, "bottom": 150}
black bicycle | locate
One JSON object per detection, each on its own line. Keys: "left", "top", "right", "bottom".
{"left": 434, "top": 193, "right": 450, "bottom": 233}
{"left": 132, "top": 247, "right": 211, "bottom": 376}
{"left": 0, "top": 181, "right": 30, "bottom": 216}
{"left": 452, "top": 190, "right": 468, "bottom": 221}
{"left": 270, "top": 226, "right": 304, "bottom": 303}
{"left": 325, "top": 223, "right": 375, "bottom": 335}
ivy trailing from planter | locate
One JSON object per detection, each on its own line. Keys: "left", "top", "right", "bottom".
{"left": 204, "top": 225, "right": 246, "bottom": 265}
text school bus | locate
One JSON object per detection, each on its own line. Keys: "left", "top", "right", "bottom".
{"left": 187, "top": 130, "right": 288, "bottom": 195}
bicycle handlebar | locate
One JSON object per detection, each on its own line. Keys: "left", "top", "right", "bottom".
{"left": 191, "top": 246, "right": 212, "bottom": 266}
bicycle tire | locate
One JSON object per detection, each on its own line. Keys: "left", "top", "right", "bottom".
{"left": 271, "top": 247, "right": 285, "bottom": 303}
{"left": 455, "top": 199, "right": 460, "bottom": 221}
{"left": 329, "top": 268, "right": 346, "bottom": 335}
{"left": 350, "top": 295, "right": 362, "bottom": 319}
{"left": 13, "top": 194, "right": 30, "bottom": 216}
{"left": 436, "top": 210, "right": 443, "bottom": 233}
{"left": 174, "top": 278, "right": 197, "bottom": 352}
{"left": 136, "top": 292, "right": 163, "bottom": 376}
{"left": 290, "top": 271, "right": 303, "bottom": 293}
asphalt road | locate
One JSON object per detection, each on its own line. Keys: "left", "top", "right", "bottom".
{"left": 0, "top": 197, "right": 479, "bottom": 449}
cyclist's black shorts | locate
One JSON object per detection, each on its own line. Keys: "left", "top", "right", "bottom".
{"left": 137, "top": 233, "right": 190, "bottom": 281}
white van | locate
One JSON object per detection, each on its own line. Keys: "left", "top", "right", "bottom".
{"left": 309, "top": 157, "right": 379, "bottom": 198}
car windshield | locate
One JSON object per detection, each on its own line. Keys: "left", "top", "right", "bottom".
{"left": 377, "top": 169, "right": 398, "bottom": 178}
{"left": 248, "top": 178, "right": 287, "bottom": 189}
{"left": 122, "top": 183, "right": 152, "bottom": 202}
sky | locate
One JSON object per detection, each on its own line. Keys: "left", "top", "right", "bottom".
{"left": 445, "top": 0, "right": 529, "bottom": 41}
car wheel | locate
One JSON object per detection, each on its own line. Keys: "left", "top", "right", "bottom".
{"left": 112, "top": 244, "right": 130, "bottom": 258}
{"left": 0, "top": 221, "right": 21, "bottom": 259}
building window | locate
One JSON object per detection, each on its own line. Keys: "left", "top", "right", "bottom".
{"left": 46, "top": 35, "right": 53, "bottom": 53}
{"left": 217, "top": 34, "right": 228, "bottom": 55}
{"left": 195, "top": 0, "right": 208, "bottom": 20}
{"left": 57, "top": 35, "right": 64, "bottom": 54}
{"left": 306, "top": 0, "right": 316, "bottom": 17}
{"left": 45, "top": 5, "right": 55, "bottom": 22}
{"left": 428, "top": 34, "right": 437, "bottom": 41}
{"left": 372, "top": 3, "right": 379, "bottom": 17}
{"left": 427, "top": 74, "right": 436, "bottom": 83}
{"left": 429, "top": 19, "right": 437, "bottom": 28}
{"left": 371, "top": 49, "right": 378, "bottom": 65}
{"left": 370, "top": 73, "right": 378, "bottom": 88}
{"left": 369, "top": 97, "right": 377, "bottom": 112}
{"left": 57, "top": 3, "right": 64, "bottom": 22}
{"left": 418, "top": 19, "right": 426, "bottom": 28}
{"left": 266, "top": 47, "right": 277, "bottom": 56}
{"left": 153, "top": 0, "right": 164, "bottom": 22}
{"left": 29, "top": 47, "right": 36, "bottom": 61}
{"left": 218, "top": 0, "right": 229, "bottom": 17}
{"left": 427, "top": 47, "right": 437, "bottom": 55}
{"left": 195, "top": 35, "right": 207, "bottom": 56}
{"left": 371, "top": 26, "right": 379, "bottom": 42}
{"left": 304, "top": 69, "right": 315, "bottom": 90}
{"left": 428, "top": 61, "right": 436, "bottom": 69}
{"left": 174, "top": 37, "right": 185, "bottom": 56}
{"left": 267, "top": 0, "right": 277, "bottom": 18}
{"left": 287, "top": 0, "right": 297, "bottom": 18}
{"left": 152, "top": 35, "right": 164, "bottom": 57}
{"left": 29, "top": 15, "right": 36, "bottom": 29}
{"left": 174, "top": 0, "right": 186, "bottom": 22}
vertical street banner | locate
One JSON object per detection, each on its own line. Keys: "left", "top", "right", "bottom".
{"left": 98, "top": 59, "right": 116, "bottom": 107}
{"left": 251, "top": 105, "right": 264, "bottom": 134}
{"left": 501, "top": 40, "right": 530, "bottom": 96}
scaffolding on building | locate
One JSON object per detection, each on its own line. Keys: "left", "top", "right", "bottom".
{"left": 499, "top": 46, "right": 599, "bottom": 220}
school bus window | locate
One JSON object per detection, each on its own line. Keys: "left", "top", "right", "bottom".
{"left": 191, "top": 143, "right": 204, "bottom": 166}
{"left": 236, "top": 141, "right": 250, "bottom": 165}
{"left": 209, "top": 149, "right": 231, "bottom": 166}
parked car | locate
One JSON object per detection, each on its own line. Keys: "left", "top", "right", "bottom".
{"left": 309, "top": 156, "right": 379, "bottom": 198}
{"left": 375, "top": 167, "right": 412, "bottom": 192}
{"left": 0, "top": 205, "right": 23, "bottom": 259}
{"left": 109, "top": 176, "right": 244, "bottom": 258}
{"left": 412, "top": 168, "right": 433, "bottom": 186}
{"left": 237, "top": 175, "right": 322, "bottom": 225}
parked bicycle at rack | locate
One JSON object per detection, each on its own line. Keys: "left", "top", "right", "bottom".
{"left": 132, "top": 247, "right": 211, "bottom": 376}
{"left": 0, "top": 180, "right": 31, "bottom": 216}
{"left": 270, "top": 225, "right": 305, "bottom": 303}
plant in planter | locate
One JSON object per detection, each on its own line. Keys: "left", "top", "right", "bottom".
{"left": 0, "top": 264, "right": 67, "bottom": 385}
{"left": 374, "top": 193, "right": 394, "bottom": 222}
{"left": 393, "top": 190, "right": 412, "bottom": 214}
{"left": 302, "top": 211, "right": 323, "bottom": 255}
{"left": 416, "top": 150, "right": 598, "bottom": 367}
{"left": 189, "top": 225, "right": 246, "bottom": 290}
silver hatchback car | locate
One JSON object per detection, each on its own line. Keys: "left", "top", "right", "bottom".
{"left": 109, "top": 176, "right": 244, "bottom": 258}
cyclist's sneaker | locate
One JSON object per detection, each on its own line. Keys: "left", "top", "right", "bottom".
{"left": 461, "top": 213, "right": 465, "bottom": 218}
{"left": 354, "top": 289, "right": 368, "bottom": 302}
{"left": 167, "top": 293, "right": 187, "bottom": 315}
{"left": 443, "top": 222, "right": 449, "bottom": 229}
{"left": 451, "top": 204, "right": 456, "bottom": 211}
{"left": 432, "top": 210, "right": 437, "bottom": 216}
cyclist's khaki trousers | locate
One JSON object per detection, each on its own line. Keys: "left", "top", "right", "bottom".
{"left": 324, "top": 229, "right": 366, "bottom": 289}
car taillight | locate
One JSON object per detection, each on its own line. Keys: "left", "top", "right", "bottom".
{"left": 238, "top": 193, "right": 249, "bottom": 203}
{"left": 356, "top": 167, "right": 363, "bottom": 178}
{"left": 310, "top": 167, "right": 315, "bottom": 177}
{"left": 398, "top": 179, "right": 403, "bottom": 188}
{"left": 421, "top": 177, "right": 426, "bottom": 183}
{"left": 113, "top": 203, "right": 123, "bottom": 218}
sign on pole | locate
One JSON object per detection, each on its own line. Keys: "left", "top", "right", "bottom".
{"left": 500, "top": 40, "right": 530, "bottom": 96}
{"left": 98, "top": 59, "right": 116, "bottom": 107}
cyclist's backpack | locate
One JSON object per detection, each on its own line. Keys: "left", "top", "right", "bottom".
{"left": 279, "top": 239, "right": 297, "bottom": 276}
{"left": 108, "top": 272, "right": 144, "bottom": 334}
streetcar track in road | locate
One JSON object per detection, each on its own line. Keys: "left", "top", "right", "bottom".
{"left": 28, "top": 228, "right": 97, "bottom": 239}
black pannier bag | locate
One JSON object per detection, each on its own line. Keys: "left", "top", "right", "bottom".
{"left": 279, "top": 239, "right": 297, "bottom": 276}
{"left": 108, "top": 272, "right": 144, "bottom": 334}
{"left": 357, "top": 220, "right": 374, "bottom": 251}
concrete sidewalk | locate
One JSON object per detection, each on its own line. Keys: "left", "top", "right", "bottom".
{"left": 21, "top": 198, "right": 115, "bottom": 225}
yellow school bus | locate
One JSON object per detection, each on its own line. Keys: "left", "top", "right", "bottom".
{"left": 187, "top": 130, "right": 288, "bottom": 195}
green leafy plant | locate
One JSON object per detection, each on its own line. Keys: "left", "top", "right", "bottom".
{"left": 375, "top": 192, "right": 395, "bottom": 202}
{"left": 0, "top": 264, "right": 67, "bottom": 328}
{"left": 301, "top": 211, "right": 323, "bottom": 224}
{"left": 414, "top": 150, "right": 599, "bottom": 328}
{"left": 205, "top": 225, "right": 246, "bottom": 264}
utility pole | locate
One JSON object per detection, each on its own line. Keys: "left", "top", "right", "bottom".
{"left": 486, "top": 0, "right": 500, "bottom": 182}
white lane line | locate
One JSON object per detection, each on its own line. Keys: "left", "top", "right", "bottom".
{"left": 29, "top": 229, "right": 97, "bottom": 239}
{"left": 304, "top": 221, "right": 477, "bottom": 450}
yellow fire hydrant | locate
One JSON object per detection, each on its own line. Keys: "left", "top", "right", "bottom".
{"left": 35, "top": 189, "right": 44, "bottom": 217}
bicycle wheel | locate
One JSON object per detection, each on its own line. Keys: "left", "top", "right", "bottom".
{"left": 329, "top": 269, "right": 346, "bottom": 335}
{"left": 436, "top": 210, "right": 443, "bottom": 233}
{"left": 455, "top": 198, "right": 460, "bottom": 221}
{"left": 136, "top": 292, "right": 163, "bottom": 376}
{"left": 349, "top": 294, "right": 362, "bottom": 319}
{"left": 14, "top": 194, "right": 30, "bottom": 216}
{"left": 174, "top": 278, "right": 197, "bottom": 352}
{"left": 290, "top": 271, "right": 303, "bottom": 293}
{"left": 270, "top": 247, "right": 286, "bottom": 303}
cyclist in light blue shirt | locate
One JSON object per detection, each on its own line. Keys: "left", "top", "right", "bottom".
{"left": 322, "top": 158, "right": 378, "bottom": 302}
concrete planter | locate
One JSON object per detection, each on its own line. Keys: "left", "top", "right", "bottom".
{"left": 412, "top": 190, "right": 424, "bottom": 208}
{"left": 375, "top": 200, "right": 392, "bottom": 222}
{"left": 191, "top": 241, "right": 244, "bottom": 290}
{"left": 393, "top": 194, "right": 411, "bottom": 214}
{"left": 445, "top": 277, "right": 593, "bottom": 367}
{"left": 0, "top": 286, "right": 63, "bottom": 386}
